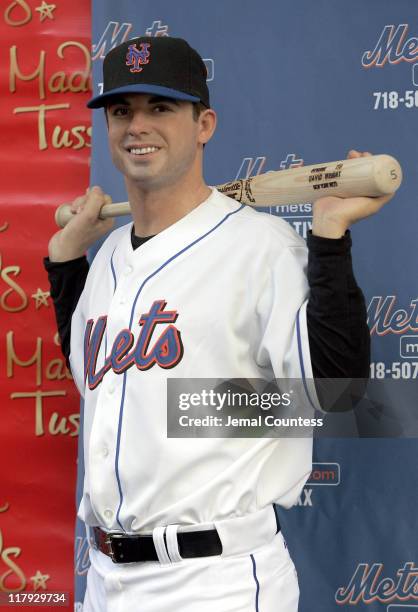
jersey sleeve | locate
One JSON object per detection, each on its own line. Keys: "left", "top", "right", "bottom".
{"left": 306, "top": 230, "right": 370, "bottom": 379}
{"left": 43, "top": 256, "right": 89, "bottom": 369}
{"left": 255, "top": 244, "right": 321, "bottom": 411}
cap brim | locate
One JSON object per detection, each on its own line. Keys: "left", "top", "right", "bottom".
{"left": 87, "top": 84, "right": 200, "bottom": 108}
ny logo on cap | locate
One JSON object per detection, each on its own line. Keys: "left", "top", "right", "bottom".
{"left": 125, "top": 43, "right": 151, "bottom": 73}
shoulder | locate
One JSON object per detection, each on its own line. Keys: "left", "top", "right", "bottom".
{"left": 87, "top": 223, "right": 131, "bottom": 275}
{"left": 92, "top": 223, "right": 131, "bottom": 258}
{"left": 214, "top": 189, "right": 306, "bottom": 251}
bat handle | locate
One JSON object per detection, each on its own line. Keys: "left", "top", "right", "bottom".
{"left": 55, "top": 202, "right": 131, "bottom": 228}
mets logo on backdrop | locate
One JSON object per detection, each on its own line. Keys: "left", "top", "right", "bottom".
{"left": 126, "top": 43, "right": 151, "bottom": 73}
{"left": 362, "top": 25, "right": 418, "bottom": 110}
{"left": 233, "top": 154, "right": 312, "bottom": 239}
{"left": 362, "top": 24, "right": 418, "bottom": 69}
{"left": 367, "top": 295, "right": 418, "bottom": 379}
{"left": 92, "top": 20, "right": 169, "bottom": 61}
{"left": 335, "top": 562, "right": 418, "bottom": 606}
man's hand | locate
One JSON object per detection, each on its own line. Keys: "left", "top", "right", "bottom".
{"left": 48, "top": 186, "right": 115, "bottom": 262}
{"left": 312, "top": 150, "right": 394, "bottom": 239}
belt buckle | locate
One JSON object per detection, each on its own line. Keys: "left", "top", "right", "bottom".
{"left": 105, "top": 532, "right": 125, "bottom": 563}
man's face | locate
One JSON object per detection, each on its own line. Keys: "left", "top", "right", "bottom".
{"left": 106, "top": 93, "right": 213, "bottom": 190}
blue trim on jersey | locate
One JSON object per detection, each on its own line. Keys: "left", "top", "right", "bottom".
{"left": 110, "top": 246, "right": 117, "bottom": 292}
{"left": 105, "top": 247, "right": 118, "bottom": 363}
{"left": 250, "top": 554, "right": 260, "bottom": 612}
{"left": 114, "top": 203, "right": 245, "bottom": 530}
{"left": 296, "top": 306, "right": 317, "bottom": 411}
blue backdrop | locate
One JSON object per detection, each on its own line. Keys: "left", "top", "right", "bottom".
{"left": 74, "top": 2, "right": 418, "bottom": 610}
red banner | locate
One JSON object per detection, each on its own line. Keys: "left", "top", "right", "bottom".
{"left": 0, "top": 0, "right": 90, "bottom": 603}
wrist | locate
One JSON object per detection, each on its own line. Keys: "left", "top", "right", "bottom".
{"left": 311, "top": 217, "right": 348, "bottom": 239}
{"left": 48, "top": 231, "right": 86, "bottom": 262}
{"left": 48, "top": 249, "right": 86, "bottom": 263}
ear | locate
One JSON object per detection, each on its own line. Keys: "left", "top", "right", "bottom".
{"left": 197, "top": 109, "right": 217, "bottom": 145}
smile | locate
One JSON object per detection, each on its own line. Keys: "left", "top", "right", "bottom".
{"left": 127, "top": 146, "right": 160, "bottom": 155}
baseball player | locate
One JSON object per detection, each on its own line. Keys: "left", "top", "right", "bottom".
{"left": 44, "top": 37, "right": 391, "bottom": 612}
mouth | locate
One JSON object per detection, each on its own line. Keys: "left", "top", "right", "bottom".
{"left": 126, "top": 146, "right": 161, "bottom": 156}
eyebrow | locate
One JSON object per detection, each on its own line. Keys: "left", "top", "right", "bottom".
{"left": 108, "top": 95, "right": 180, "bottom": 107}
{"left": 148, "top": 96, "right": 180, "bottom": 105}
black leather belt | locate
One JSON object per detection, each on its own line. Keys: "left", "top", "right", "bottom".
{"left": 92, "top": 526, "right": 223, "bottom": 564}
{"left": 93, "top": 508, "right": 280, "bottom": 564}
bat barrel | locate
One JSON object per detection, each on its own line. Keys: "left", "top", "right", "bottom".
{"left": 228, "top": 154, "right": 403, "bottom": 207}
{"left": 371, "top": 154, "right": 402, "bottom": 195}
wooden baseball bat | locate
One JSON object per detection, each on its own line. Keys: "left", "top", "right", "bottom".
{"left": 55, "top": 154, "right": 402, "bottom": 227}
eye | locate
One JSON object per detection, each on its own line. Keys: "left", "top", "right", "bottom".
{"left": 152, "top": 104, "right": 172, "bottom": 113}
{"left": 111, "top": 106, "right": 129, "bottom": 117}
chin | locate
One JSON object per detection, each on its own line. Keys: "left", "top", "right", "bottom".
{"left": 123, "top": 163, "right": 158, "bottom": 182}
{"left": 128, "top": 172, "right": 163, "bottom": 188}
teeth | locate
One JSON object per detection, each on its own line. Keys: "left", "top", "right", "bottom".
{"left": 129, "top": 146, "right": 159, "bottom": 155}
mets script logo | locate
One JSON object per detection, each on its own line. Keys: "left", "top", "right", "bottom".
{"left": 126, "top": 43, "right": 151, "bottom": 73}
{"left": 84, "top": 300, "right": 183, "bottom": 390}
{"left": 335, "top": 562, "right": 418, "bottom": 605}
{"left": 367, "top": 296, "right": 418, "bottom": 336}
{"left": 362, "top": 24, "right": 418, "bottom": 68}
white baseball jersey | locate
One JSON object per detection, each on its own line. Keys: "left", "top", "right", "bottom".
{"left": 70, "top": 188, "right": 318, "bottom": 534}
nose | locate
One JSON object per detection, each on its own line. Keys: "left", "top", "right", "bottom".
{"left": 127, "top": 110, "right": 152, "bottom": 137}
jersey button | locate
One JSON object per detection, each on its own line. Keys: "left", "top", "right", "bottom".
{"left": 124, "top": 265, "right": 133, "bottom": 275}
{"left": 119, "top": 297, "right": 126, "bottom": 305}
{"left": 108, "top": 385, "right": 115, "bottom": 395}
{"left": 102, "top": 446, "right": 109, "bottom": 458}
{"left": 104, "top": 509, "right": 113, "bottom": 520}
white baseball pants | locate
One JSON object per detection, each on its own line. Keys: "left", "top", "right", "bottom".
{"left": 83, "top": 508, "right": 299, "bottom": 612}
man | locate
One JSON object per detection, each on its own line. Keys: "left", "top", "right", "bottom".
{"left": 44, "top": 36, "right": 391, "bottom": 611}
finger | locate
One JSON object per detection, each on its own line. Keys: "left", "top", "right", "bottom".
{"left": 82, "top": 189, "right": 114, "bottom": 226}
{"left": 99, "top": 195, "right": 115, "bottom": 231}
{"left": 352, "top": 193, "right": 394, "bottom": 218}
{"left": 84, "top": 186, "right": 106, "bottom": 213}
{"left": 71, "top": 195, "right": 88, "bottom": 214}
{"left": 69, "top": 186, "right": 105, "bottom": 214}
{"left": 86, "top": 185, "right": 104, "bottom": 202}
{"left": 372, "top": 193, "right": 394, "bottom": 208}
{"left": 347, "top": 149, "right": 361, "bottom": 159}
{"left": 98, "top": 194, "right": 113, "bottom": 220}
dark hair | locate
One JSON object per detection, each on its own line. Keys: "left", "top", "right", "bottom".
{"left": 192, "top": 102, "right": 208, "bottom": 121}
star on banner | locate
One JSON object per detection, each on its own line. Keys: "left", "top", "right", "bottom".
{"left": 35, "top": 1, "right": 56, "bottom": 22}
{"left": 32, "top": 288, "right": 50, "bottom": 309}
{"left": 30, "top": 570, "right": 50, "bottom": 591}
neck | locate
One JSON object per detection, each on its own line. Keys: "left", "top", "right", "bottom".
{"left": 126, "top": 176, "right": 211, "bottom": 237}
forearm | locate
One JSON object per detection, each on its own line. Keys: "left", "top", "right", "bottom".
{"left": 43, "top": 256, "right": 89, "bottom": 367}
